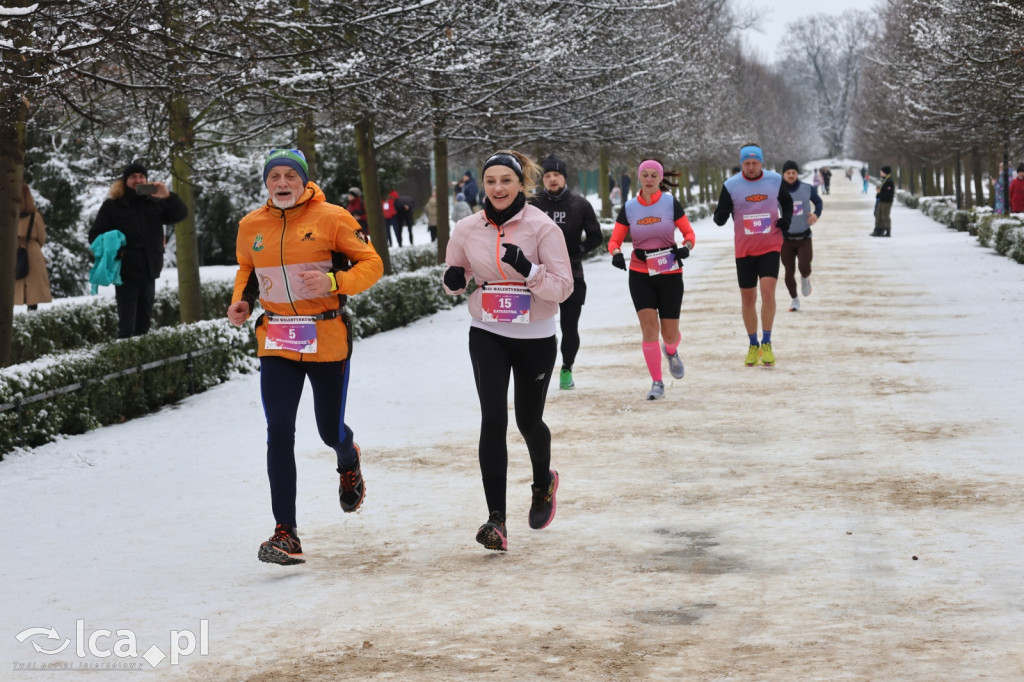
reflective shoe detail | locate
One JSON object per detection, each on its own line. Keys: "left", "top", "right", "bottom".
{"left": 529, "top": 470, "right": 559, "bottom": 530}
{"left": 476, "top": 511, "right": 508, "bottom": 551}
{"left": 745, "top": 344, "right": 762, "bottom": 367}
{"left": 801, "top": 276, "right": 812, "bottom": 297}
{"left": 760, "top": 342, "right": 776, "bottom": 367}
{"left": 647, "top": 381, "right": 665, "bottom": 400}
{"left": 258, "top": 524, "right": 305, "bottom": 565}
{"left": 337, "top": 444, "right": 365, "bottom": 513}
{"left": 559, "top": 368, "right": 575, "bottom": 390}
{"left": 789, "top": 298, "right": 800, "bottom": 312}
{"left": 664, "top": 345, "right": 685, "bottom": 379}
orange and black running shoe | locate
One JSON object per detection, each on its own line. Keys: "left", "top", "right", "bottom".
{"left": 476, "top": 511, "right": 508, "bottom": 551}
{"left": 258, "top": 524, "right": 305, "bottom": 565}
{"left": 338, "top": 444, "right": 365, "bottom": 513}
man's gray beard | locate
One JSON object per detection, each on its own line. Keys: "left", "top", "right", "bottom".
{"left": 271, "top": 195, "right": 296, "bottom": 210}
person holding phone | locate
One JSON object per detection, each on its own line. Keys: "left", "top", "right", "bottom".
{"left": 89, "top": 160, "right": 188, "bottom": 337}
{"left": 442, "top": 149, "right": 574, "bottom": 552}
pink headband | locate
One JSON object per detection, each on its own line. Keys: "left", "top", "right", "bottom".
{"left": 638, "top": 160, "right": 663, "bottom": 178}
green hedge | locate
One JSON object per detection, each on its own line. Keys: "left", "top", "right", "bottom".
{"left": 0, "top": 321, "right": 253, "bottom": 453}
{"left": 10, "top": 281, "right": 236, "bottom": 365}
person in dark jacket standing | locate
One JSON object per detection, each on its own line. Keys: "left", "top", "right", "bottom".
{"left": 460, "top": 171, "right": 479, "bottom": 211}
{"left": 89, "top": 160, "right": 188, "bottom": 338}
{"left": 780, "top": 161, "right": 823, "bottom": 312}
{"left": 529, "top": 155, "right": 603, "bottom": 390}
{"left": 395, "top": 193, "right": 416, "bottom": 245}
{"left": 871, "top": 166, "right": 895, "bottom": 237}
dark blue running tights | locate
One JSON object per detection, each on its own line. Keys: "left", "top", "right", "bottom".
{"left": 260, "top": 355, "right": 357, "bottom": 527}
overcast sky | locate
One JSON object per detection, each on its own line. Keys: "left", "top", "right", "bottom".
{"left": 738, "top": 0, "right": 876, "bottom": 62}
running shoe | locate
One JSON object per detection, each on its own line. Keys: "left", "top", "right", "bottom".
{"left": 476, "top": 511, "right": 508, "bottom": 551}
{"left": 801, "top": 276, "right": 812, "bottom": 297}
{"left": 663, "top": 345, "right": 685, "bottom": 379}
{"left": 337, "top": 444, "right": 365, "bottom": 513}
{"left": 559, "top": 368, "right": 575, "bottom": 390}
{"left": 745, "top": 344, "right": 762, "bottom": 367}
{"left": 258, "top": 524, "right": 305, "bottom": 565}
{"left": 647, "top": 381, "right": 665, "bottom": 400}
{"left": 761, "top": 342, "right": 776, "bottom": 367}
{"left": 789, "top": 298, "right": 800, "bottom": 312}
{"left": 529, "top": 470, "right": 559, "bottom": 530}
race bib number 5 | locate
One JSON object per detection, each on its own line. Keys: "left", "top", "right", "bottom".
{"left": 481, "top": 284, "right": 531, "bottom": 324}
{"left": 742, "top": 212, "right": 773, "bottom": 235}
{"left": 265, "top": 316, "right": 318, "bottom": 353}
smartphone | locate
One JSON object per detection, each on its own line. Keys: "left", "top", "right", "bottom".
{"left": 135, "top": 184, "right": 158, "bottom": 195}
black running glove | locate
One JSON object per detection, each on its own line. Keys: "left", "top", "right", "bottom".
{"left": 671, "top": 245, "right": 690, "bottom": 266}
{"left": 443, "top": 266, "right": 466, "bottom": 290}
{"left": 501, "top": 243, "right": 533, "bottom": 278}
{"left": 611, "top": 252, "right": 626, "bottom": 270}
{"left": 777, "top": 218, "right": 791, "bottom": 234}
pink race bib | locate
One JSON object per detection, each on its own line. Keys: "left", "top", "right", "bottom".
{"left": 742, "top": 212, "right": 772, "bottom": 235}
{"left": 265, "top": 316, "right": 318, "bottom": 353}
{"left": 480, "top": 284, "right": 531, "bottom": 324}
{"left": 645, "top": 248, "right": 676, "bottom": 275}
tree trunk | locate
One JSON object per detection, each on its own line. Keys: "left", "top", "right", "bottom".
{"left": 599, "top": 146, "right": 611, "bottom": 220}
{"left": 944, "top": 163, "right": 954, "bottom": 200}
{"left": 963, "top": 152, "right": 973, "bottom": 209}
{"left": 908, "top": 159, "right": 916, "bottom": 195}
{"left": 168, "top": 92, "right": 202, "bottom": 323}
{"left": 972, "top": 149, "right": 985, "bottom": 209}
{"left": 354, "top": 115, "right": 391, "bottom": 274}
{"left": 297, "top": 115, "right": 317, "bottom": 184}
{"left": 0, "top": 92, "right": 28, "bottom": 367}
{"left": 698, "top": 161, "right": 707, "bottom": 204}
{"left": 954, "top": 153, "right": 963, "bottom": 209}
{"left": 433, "top": 124, "right": 450, "bottom": 264}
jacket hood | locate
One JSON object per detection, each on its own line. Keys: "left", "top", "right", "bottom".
{"left": 108, "top": 179, "right": 128, "bottom": 200}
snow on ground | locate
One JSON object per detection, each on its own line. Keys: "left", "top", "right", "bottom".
{"left": 3, "top": 176, "right": 1024, "bottom": 679}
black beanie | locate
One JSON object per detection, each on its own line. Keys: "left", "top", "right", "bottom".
{"left": 881, "top": 165, "right": 892, "bottom": 175}
{"left": 782, "top": 160, "right": 799, "bottom": 174}
{"left": 121, "top": 160, "right": 148, "bottom": 184}
{"left": 541, "top": 154, "right": 568, "bottom": 179}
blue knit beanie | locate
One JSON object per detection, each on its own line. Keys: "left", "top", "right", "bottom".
{"left": 740, "top": 145, "right": 764, "bottom": 164}
{"left": 263, "top": 149, "right": 309, "bottom": 185}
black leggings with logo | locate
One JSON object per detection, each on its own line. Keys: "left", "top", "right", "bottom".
{"left": 469, "top": 327, "right": 556, "bottom": 516}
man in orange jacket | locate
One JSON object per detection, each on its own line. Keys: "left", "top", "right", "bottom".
{"left": 227, "top": 148, "right": 383, "bottom": 566}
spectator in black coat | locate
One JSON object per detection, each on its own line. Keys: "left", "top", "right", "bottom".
{"left": 89, "top": 160, "right": 188, "bottom": 337}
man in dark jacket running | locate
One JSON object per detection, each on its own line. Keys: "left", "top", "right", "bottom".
{"left": 89, "top": 160, "right": 188, "bottom": 338}
{"left": 529, "top": 154, "right": 603, "bottom": 389}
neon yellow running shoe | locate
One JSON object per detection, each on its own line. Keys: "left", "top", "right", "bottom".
{"left": 760, "top": 342, "right": 776, "bottom": 367}
{"left": 744, "top": 344, "right": 761, "bottom": 367}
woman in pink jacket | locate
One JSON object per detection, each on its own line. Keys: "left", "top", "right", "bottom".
{"left": 443, "top": 149, "right": 574, "bottom": 552}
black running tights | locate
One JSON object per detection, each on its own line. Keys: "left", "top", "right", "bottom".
{"left": 468, "top": 327, "right": 556, "bottom": 515}
{"left": 559, "top": 299, "right": 583, "bottom": 370}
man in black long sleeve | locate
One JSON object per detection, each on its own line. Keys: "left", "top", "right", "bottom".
{"left": 712, "top": 144, "right": 793, "bottom": 367}
{"left": 529, "top": 155, "right": 603, "bottom": 389}
{"left": 89, "top": 160, "right": 188, "bottom": 337}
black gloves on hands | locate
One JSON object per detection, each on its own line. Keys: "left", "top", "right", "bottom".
{"left": 501, "top": 243, "right": 533, "bottom": 278}
{"left": 443, "top": 266, "right": 466, "bottom": 290}
{"left": 611, "top": 252, "right": 626, "bottom": 270}
{"left": 672, "top": 245, "right": 690, "bottom": 266}
{"left": 777, "top": 219, "right": 791, "bottom": 234}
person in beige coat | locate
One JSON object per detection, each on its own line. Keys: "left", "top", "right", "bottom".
{"left": 15, "top": 183, "right": 52, "bottom": 310}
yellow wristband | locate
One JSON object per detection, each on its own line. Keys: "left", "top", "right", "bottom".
{"left": 327, "top": 271, "right": 338, "bottom": 292}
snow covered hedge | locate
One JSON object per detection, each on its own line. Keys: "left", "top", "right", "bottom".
{"left": 0, "top": 321, "right": 253, "bottom": 454}
{"left": 10, "top": 281, "right": 237, "bottom": 365}
{"left": 896, "top": 192, "right": 1024, "bottom": 264}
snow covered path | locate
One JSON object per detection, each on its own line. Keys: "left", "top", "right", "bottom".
{"left": 3, "top": 175, "right": 1023, "bottom": 680}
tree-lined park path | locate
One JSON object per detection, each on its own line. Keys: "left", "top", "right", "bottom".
{"left": 204, "top": 174, "right": 1024, "bottom": 680}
